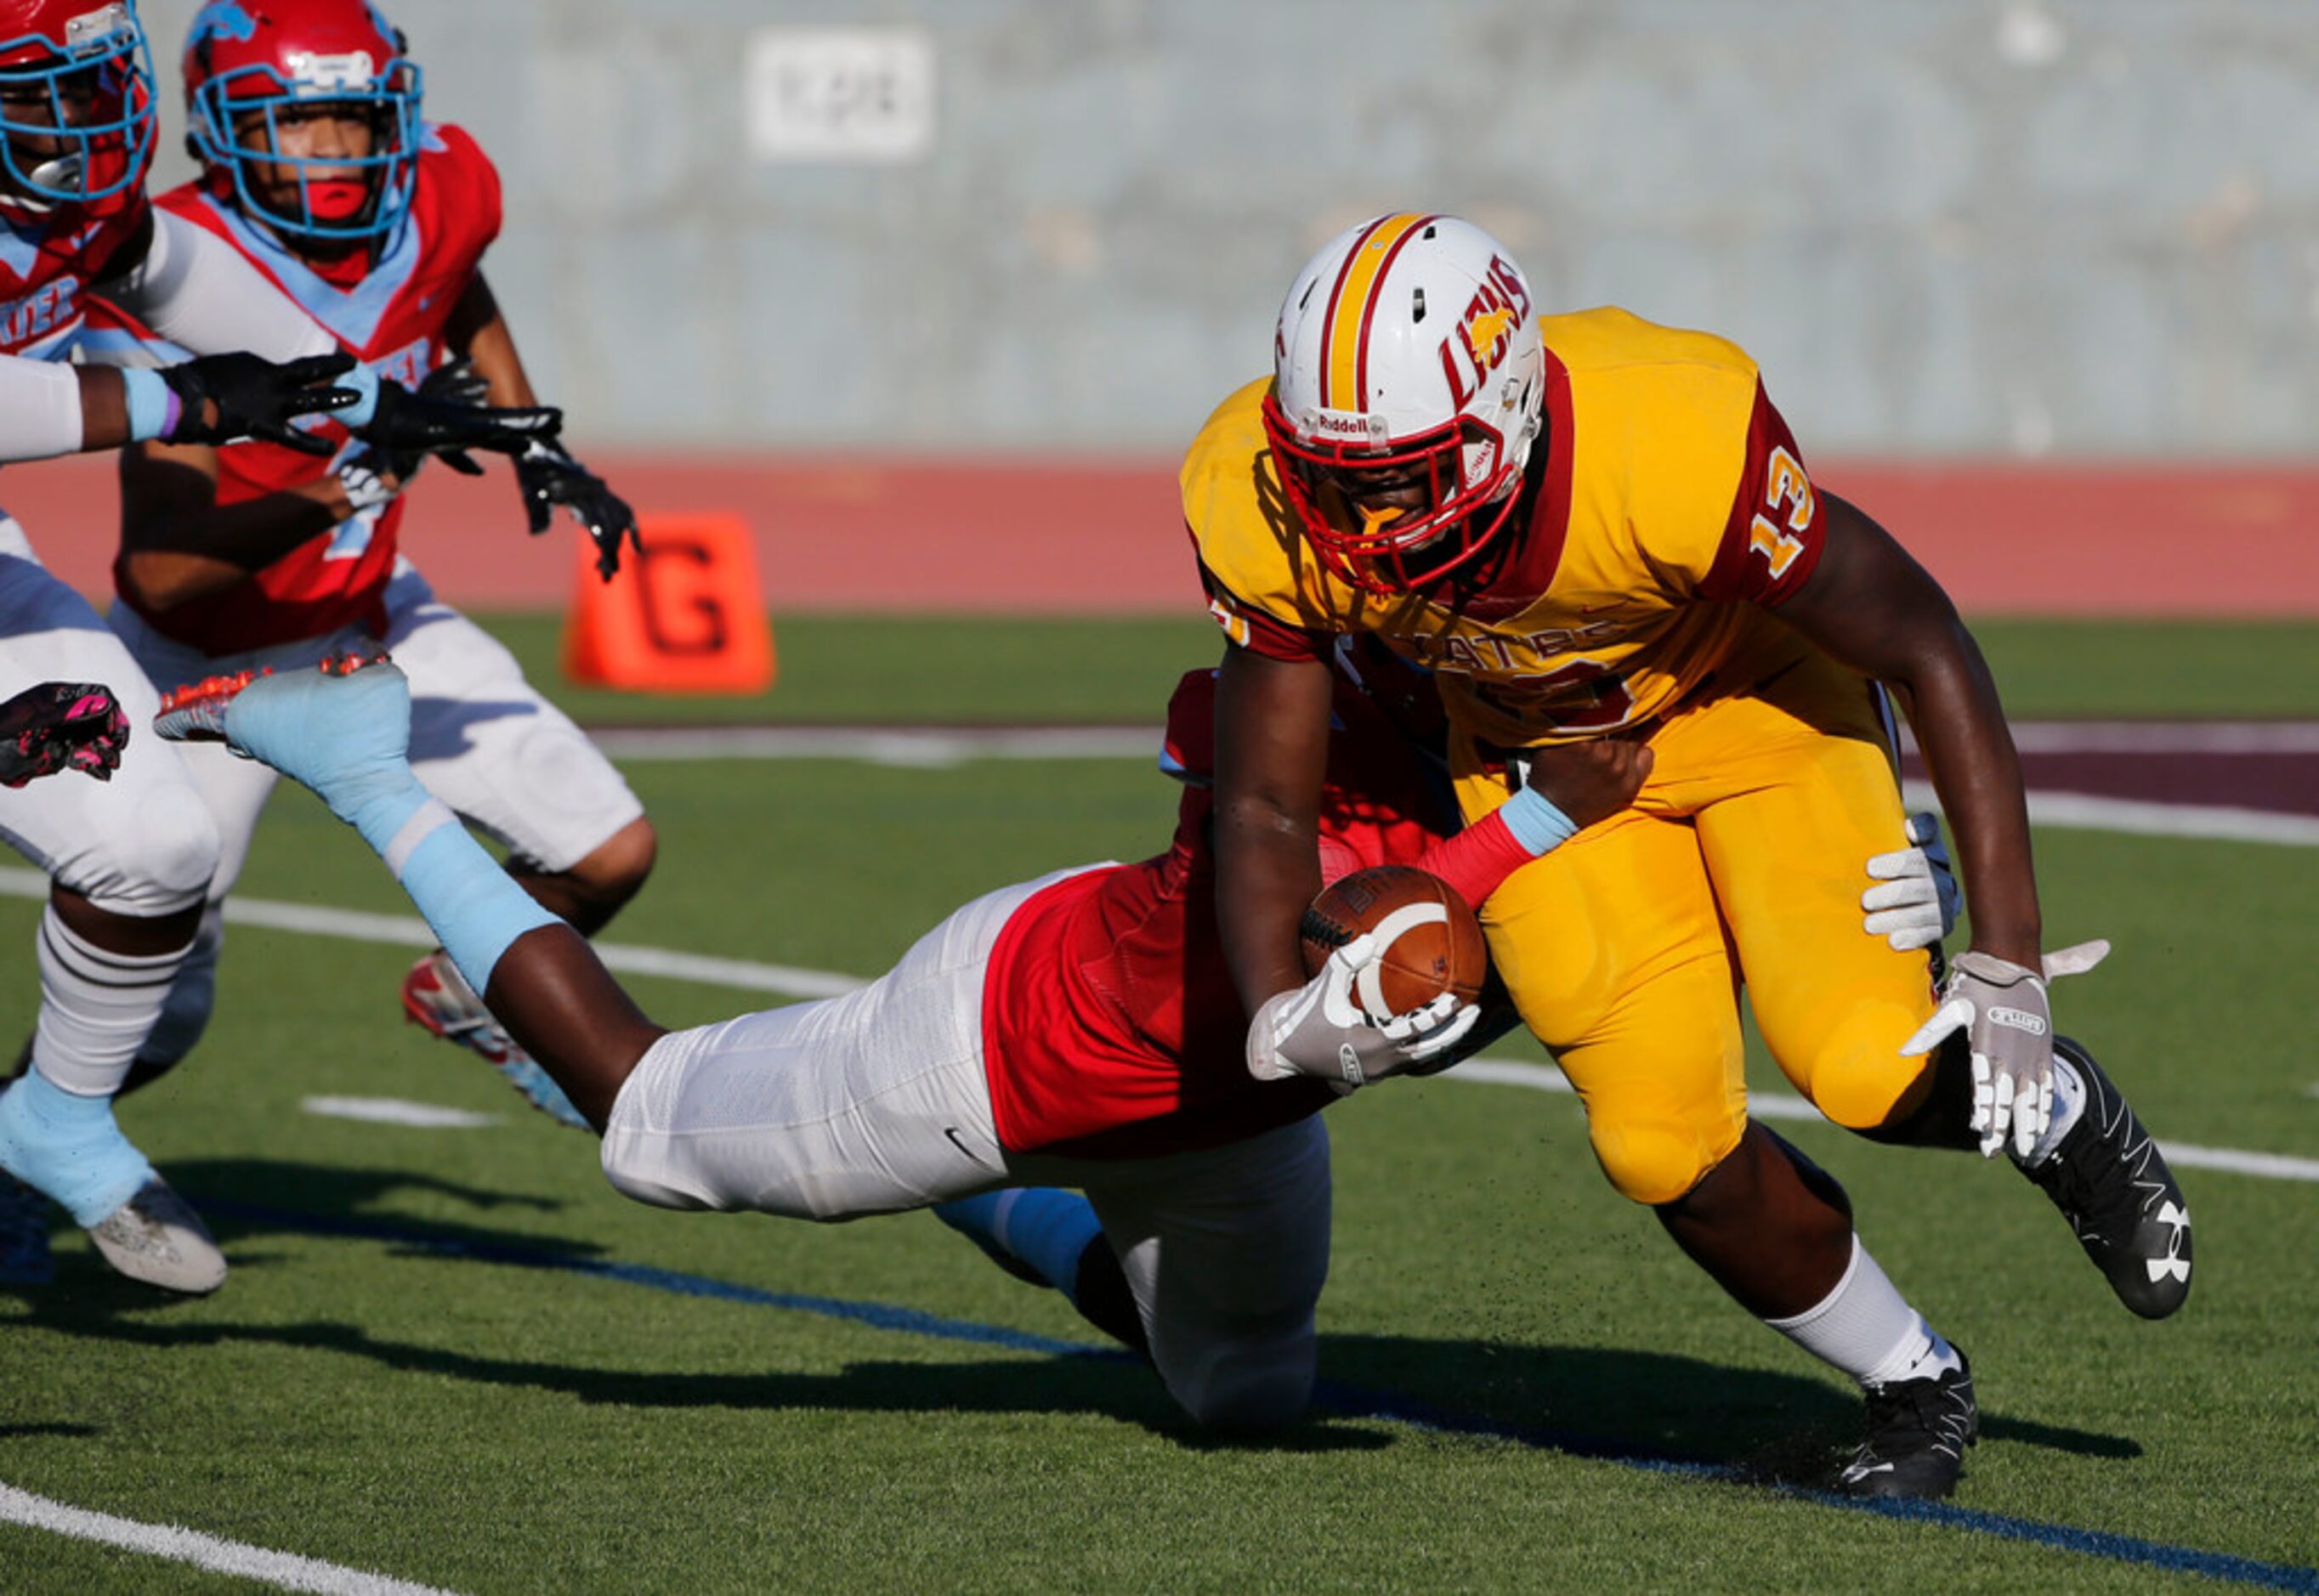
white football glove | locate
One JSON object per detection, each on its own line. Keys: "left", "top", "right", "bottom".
{"left": 334, "top": 448, "right": 403, "bottom": 514}
{"left": 1899, "top": 938, "right": 2111, "bottom": 1160}
{"left": 1862, "top": 812, "right": 1961, "bottom": 953}
{"left": 1246, "top": 932, "right": 1483, "bottom": 1092}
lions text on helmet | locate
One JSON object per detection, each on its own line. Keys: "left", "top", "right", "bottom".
{"left": 1262, "top": 214, "right": 1545, "bottom": 592}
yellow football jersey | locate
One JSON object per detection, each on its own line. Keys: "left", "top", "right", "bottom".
{"left": 1187, "top": 307, "right": 1829, "bottom": 748}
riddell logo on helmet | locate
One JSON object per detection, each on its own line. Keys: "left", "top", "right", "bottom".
{"left": 286, "top": 49, "right": 377, "bottom": 91}
{"left": 1437, "top": 255, "right": 1532, "bottom": 409}
{"left": 1306, "top": 410, "right": 1382, "bottom": 441}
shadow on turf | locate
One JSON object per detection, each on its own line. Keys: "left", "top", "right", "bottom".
{"left": 1313, "top": 1335, "right": 2141, "bottom": 1474}
{"left": 0, "top": 1163, "right": 2144, "bottom": 1472}
{"left": 0, "top": 1277, "right": 2143, "bottom": 1472}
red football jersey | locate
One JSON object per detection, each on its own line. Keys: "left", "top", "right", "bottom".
{"left": 0, "top": 185, "right": 146, "bottom": 364}
{"left": 110, "top": 124, "right": 502, "bottom": 654}
{"left": 979, "top": 668, "right": 1458, "bottom": 1160}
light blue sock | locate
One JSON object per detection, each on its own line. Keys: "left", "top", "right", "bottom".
{"left": 390, "top": 817, "right": 561, "bottom": 997}
{"left": 223, "top": 665, "right": 558, "bottom": 993}
{"left": 0, "top": 1069, "right": 153, "bottom": 1226}
{"left": 934, "top": 1188, "right": 1103, "bottom": 1300}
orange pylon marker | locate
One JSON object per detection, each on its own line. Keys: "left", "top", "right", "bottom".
{"left": 561, "top": 513, "right": 776, "bottom": 694}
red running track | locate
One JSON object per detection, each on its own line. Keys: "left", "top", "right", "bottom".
{"left": 9, "top": 452, "right": 2317, "bottom": 616}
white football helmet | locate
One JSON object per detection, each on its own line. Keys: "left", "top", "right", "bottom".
{"left": 1262, "top": 213, "right": 1546, "bottom": 591}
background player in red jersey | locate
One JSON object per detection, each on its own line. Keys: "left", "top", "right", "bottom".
{"left": 103, "top": 0, "right": 653, "bottom": 1127}
{"left": 158, "top": 649, "right": 1644, "bottom": 1430}
{"left": 0, "top": 0, "right": 556, "bottom": 1294}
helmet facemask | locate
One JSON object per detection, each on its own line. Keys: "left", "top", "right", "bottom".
{"left": 1262, "top": 389, "right": 1536, "bottom": 593}
{"left": 189, "top": 49, "right": 421, "bottom": 249}
{"left": 0, "top": 4, "right": 156, "bottom": 209}
{"left": 1265, "top": 213, "right": 1549, "bottom": 597}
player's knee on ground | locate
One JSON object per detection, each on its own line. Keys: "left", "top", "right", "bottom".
{"left": 1589, "top": 1113, "right": 1747, "bottom": 1208}
{"left": 58, "top": 789, "right": 220, "bottom": 917}
{"left": 1156, "top": 1318, "right": 1318, "bottom": 1434}
{"left": 1788, "top": 1004, "right": 1937, "bottom": 1134}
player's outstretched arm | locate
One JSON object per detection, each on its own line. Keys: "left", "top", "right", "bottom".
{"left": 1776, "top": 491, "right": 2063, "bottom": 1157}
{"left": 155, "top": 659, "right": 663, "bottom": 1129}
{"left": 445, "top": 273, "right": 640, "bottom": 577}
{"left": 0, "top": 352, "right": 353, "bottom": 463}
{"left": 1411, "top": 739, "right": 1656, "bottom": 908}
{"left": 1775, "top": 492, "right": 2039, "bottom": 965}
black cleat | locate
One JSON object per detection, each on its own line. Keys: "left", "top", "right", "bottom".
{"left": 1836, "top": 1354, "right": 1978, "bottom": 1500}
{"left": 2025, "top": 1038, "right": 2191, "bottom": 1320}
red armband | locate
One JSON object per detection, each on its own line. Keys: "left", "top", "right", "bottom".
{"left": 1413, "top": 810, "right": 1535, "bottom": 911}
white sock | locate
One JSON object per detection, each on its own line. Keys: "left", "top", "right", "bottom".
{"left": 31, "top": 907, "right": 191, "bottom": 1097}
{"left": 2020, "top": 1052, "right": 2085, "bottom": 1168}
{"left": 1764, "top": 1236, "right": 1962, "bottom": 1389}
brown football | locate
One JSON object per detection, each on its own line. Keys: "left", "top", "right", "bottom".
{"left": 1299, "top": 865, "right": 1488, "bottom": 1020}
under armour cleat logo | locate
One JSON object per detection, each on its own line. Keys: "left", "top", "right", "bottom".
{"left": 2145, "top": 1201, "right": 2190, "bottom": 1284}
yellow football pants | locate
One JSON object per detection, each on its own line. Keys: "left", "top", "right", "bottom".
{"left": 1455, "top": 641, "right": 1942, "bottom": 1206}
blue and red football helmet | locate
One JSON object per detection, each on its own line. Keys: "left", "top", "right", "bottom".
{"left": 0, "top": 0, "right": 157, "bottom": 207}
{"left": 182, "top": 0, "right": 421, "bottom": 245}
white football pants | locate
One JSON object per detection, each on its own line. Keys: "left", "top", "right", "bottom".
{"left": 602, "top": 869, "right": 1332, "bottom": 1431}
{"left": 0, "top": 517, "right": 219, "bottom": 920}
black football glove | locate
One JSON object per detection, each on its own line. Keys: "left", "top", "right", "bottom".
{"left": 516, "top": 439, "right": 640, "bottom": 579}
{"left": 157, "top": 351, "right": 358, "bottom": 456}
{"left": 0, "top": 682, "right": 130, "bottom": 788}
{"left": 354, "top": 366, "right": 561, "bottom": 468}
{"left": 364, "top": 359, "right": 495, "bottom": 482}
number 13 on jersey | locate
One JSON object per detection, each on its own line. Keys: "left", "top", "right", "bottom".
{"left": 1749, "top": 445, "right": 1814, "bottom": 580}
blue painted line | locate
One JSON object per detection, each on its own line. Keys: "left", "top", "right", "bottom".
{"left": 201, "top": 1198, "right": 2319, "bottom": 1593}
{"left": 201, "top": 1199, "right": 1119, "bottom": 1361}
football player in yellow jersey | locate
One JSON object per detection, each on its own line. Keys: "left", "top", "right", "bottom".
{"left": 1194, "top": 214, "right": 2191, "bottom": 1499}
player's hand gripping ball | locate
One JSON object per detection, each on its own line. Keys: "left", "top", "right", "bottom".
{"left": 1300, "top": 865, "right": 1488, "bottom": 1020}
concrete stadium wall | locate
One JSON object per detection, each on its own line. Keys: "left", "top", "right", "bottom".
{"left": 130, "top": 0, "right": 2319, "bottom": 461}
{"left": 48, "top": 3, "right": 2305, "bottom": 619}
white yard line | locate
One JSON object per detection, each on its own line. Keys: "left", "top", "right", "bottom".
{"left": 4, "top": 865, "right": 2309, "bottom": 1184}
{"left": 0, "top": 1482, "right": 461, "bottom": 1596}
{"left": 0, "top": 877, "right": 870, "bottom": 1002}
{"left": 301, "top": 1096, "right": 501, "bottom": 1129}
{"left": 1450, "top": 1059, "right": 2319, "bottom": 1184}
{"left": 590, "top": 719, "right": 2319, "bottom": 766}
{"left": 588, "top": 725, "right": 1158, "bottom": 767}
{"left": 1894, "top": 781, "right": 2319, "bottom": 848}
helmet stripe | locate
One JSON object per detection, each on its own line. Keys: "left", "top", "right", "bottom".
{"left": 1352, "top": 212, "right": 1438, "bottom": 413}
{"left": 1319, "top": 212, "right": 1427, "bottom": 413}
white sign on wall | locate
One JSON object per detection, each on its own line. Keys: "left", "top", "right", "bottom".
{"left": 744, "top": 28, "right": 936, "bottom": 164}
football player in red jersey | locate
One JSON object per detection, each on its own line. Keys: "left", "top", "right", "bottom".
{"left": 103, "top": 0, "right": 653, "bottom": 1131}
{"left": 159, "top": 648, "right": 1647, "bottom": 1430}
{"left": 161, "top": 645, "right": 1960, "bottom": 1436}
{"left": 0, "top": 0, "right": 555, "bottom": 1295}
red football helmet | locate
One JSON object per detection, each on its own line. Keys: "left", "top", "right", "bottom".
{"left": 182, "top": 0, "right": 421, "bottom": 245}
{"left": 0, "top": 0, "right": 157, "bottom": 208}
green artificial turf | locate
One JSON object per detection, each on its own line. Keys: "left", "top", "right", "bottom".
{"left": 0, "top": 617, "right": 2311, "bottom": 1592}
